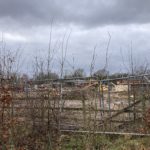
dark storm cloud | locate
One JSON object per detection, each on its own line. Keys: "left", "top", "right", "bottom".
{"left": 1, "top": 0, "right": 150, "bottom": 75}
{"left": 0, "top": 0, "right": 150, "bottom": 27}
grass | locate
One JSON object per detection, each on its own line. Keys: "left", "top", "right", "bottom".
{"left": 61, "top": 134, "right": 150, "bottom": 150}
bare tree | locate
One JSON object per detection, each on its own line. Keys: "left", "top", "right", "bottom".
{"left": 120, "top": 47, "right": 130, "bottom": 74}
{"left": 0, "top": 34, "right": 22, "bottom": 78}
{"left": 94, "top": 32, "right": 111, "bottom": 78}
{"left": 90, "top": 45, "right": 97, "bottom": 77}
{"left": 129, "top": 41, "right": 134, "bottom": 75}
{"left": 104, "top": 32, "right": 111, "bottom": 74}
{"left": 47, "top": 19, "right": 59, "bottom": 76}
{"left": 59, "top": 29, "right": 71, "bottom": 78}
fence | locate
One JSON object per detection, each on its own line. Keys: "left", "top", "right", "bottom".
{"left": 1, "top": 74, "right": 150, "bottom": 144}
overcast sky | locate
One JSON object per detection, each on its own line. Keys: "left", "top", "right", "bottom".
{"left": 0, "top": 0, "right": 150, "bottom": 75}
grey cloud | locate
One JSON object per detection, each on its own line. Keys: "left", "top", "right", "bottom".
{"left": 1, "top": 0, "right": 150, "bottom": 75}
{"left": 0, "top": 0, "right": 150, "bottom": 28}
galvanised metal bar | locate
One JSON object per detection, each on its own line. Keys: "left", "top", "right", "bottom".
{"left": 107, "top": 79, "right": 112, "bottom": 129}
{"left": 128, "top": 76, "right": 131, "bottom": 119}
{"left": 61, "top": 130, "right": 150, "bottom": 136}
